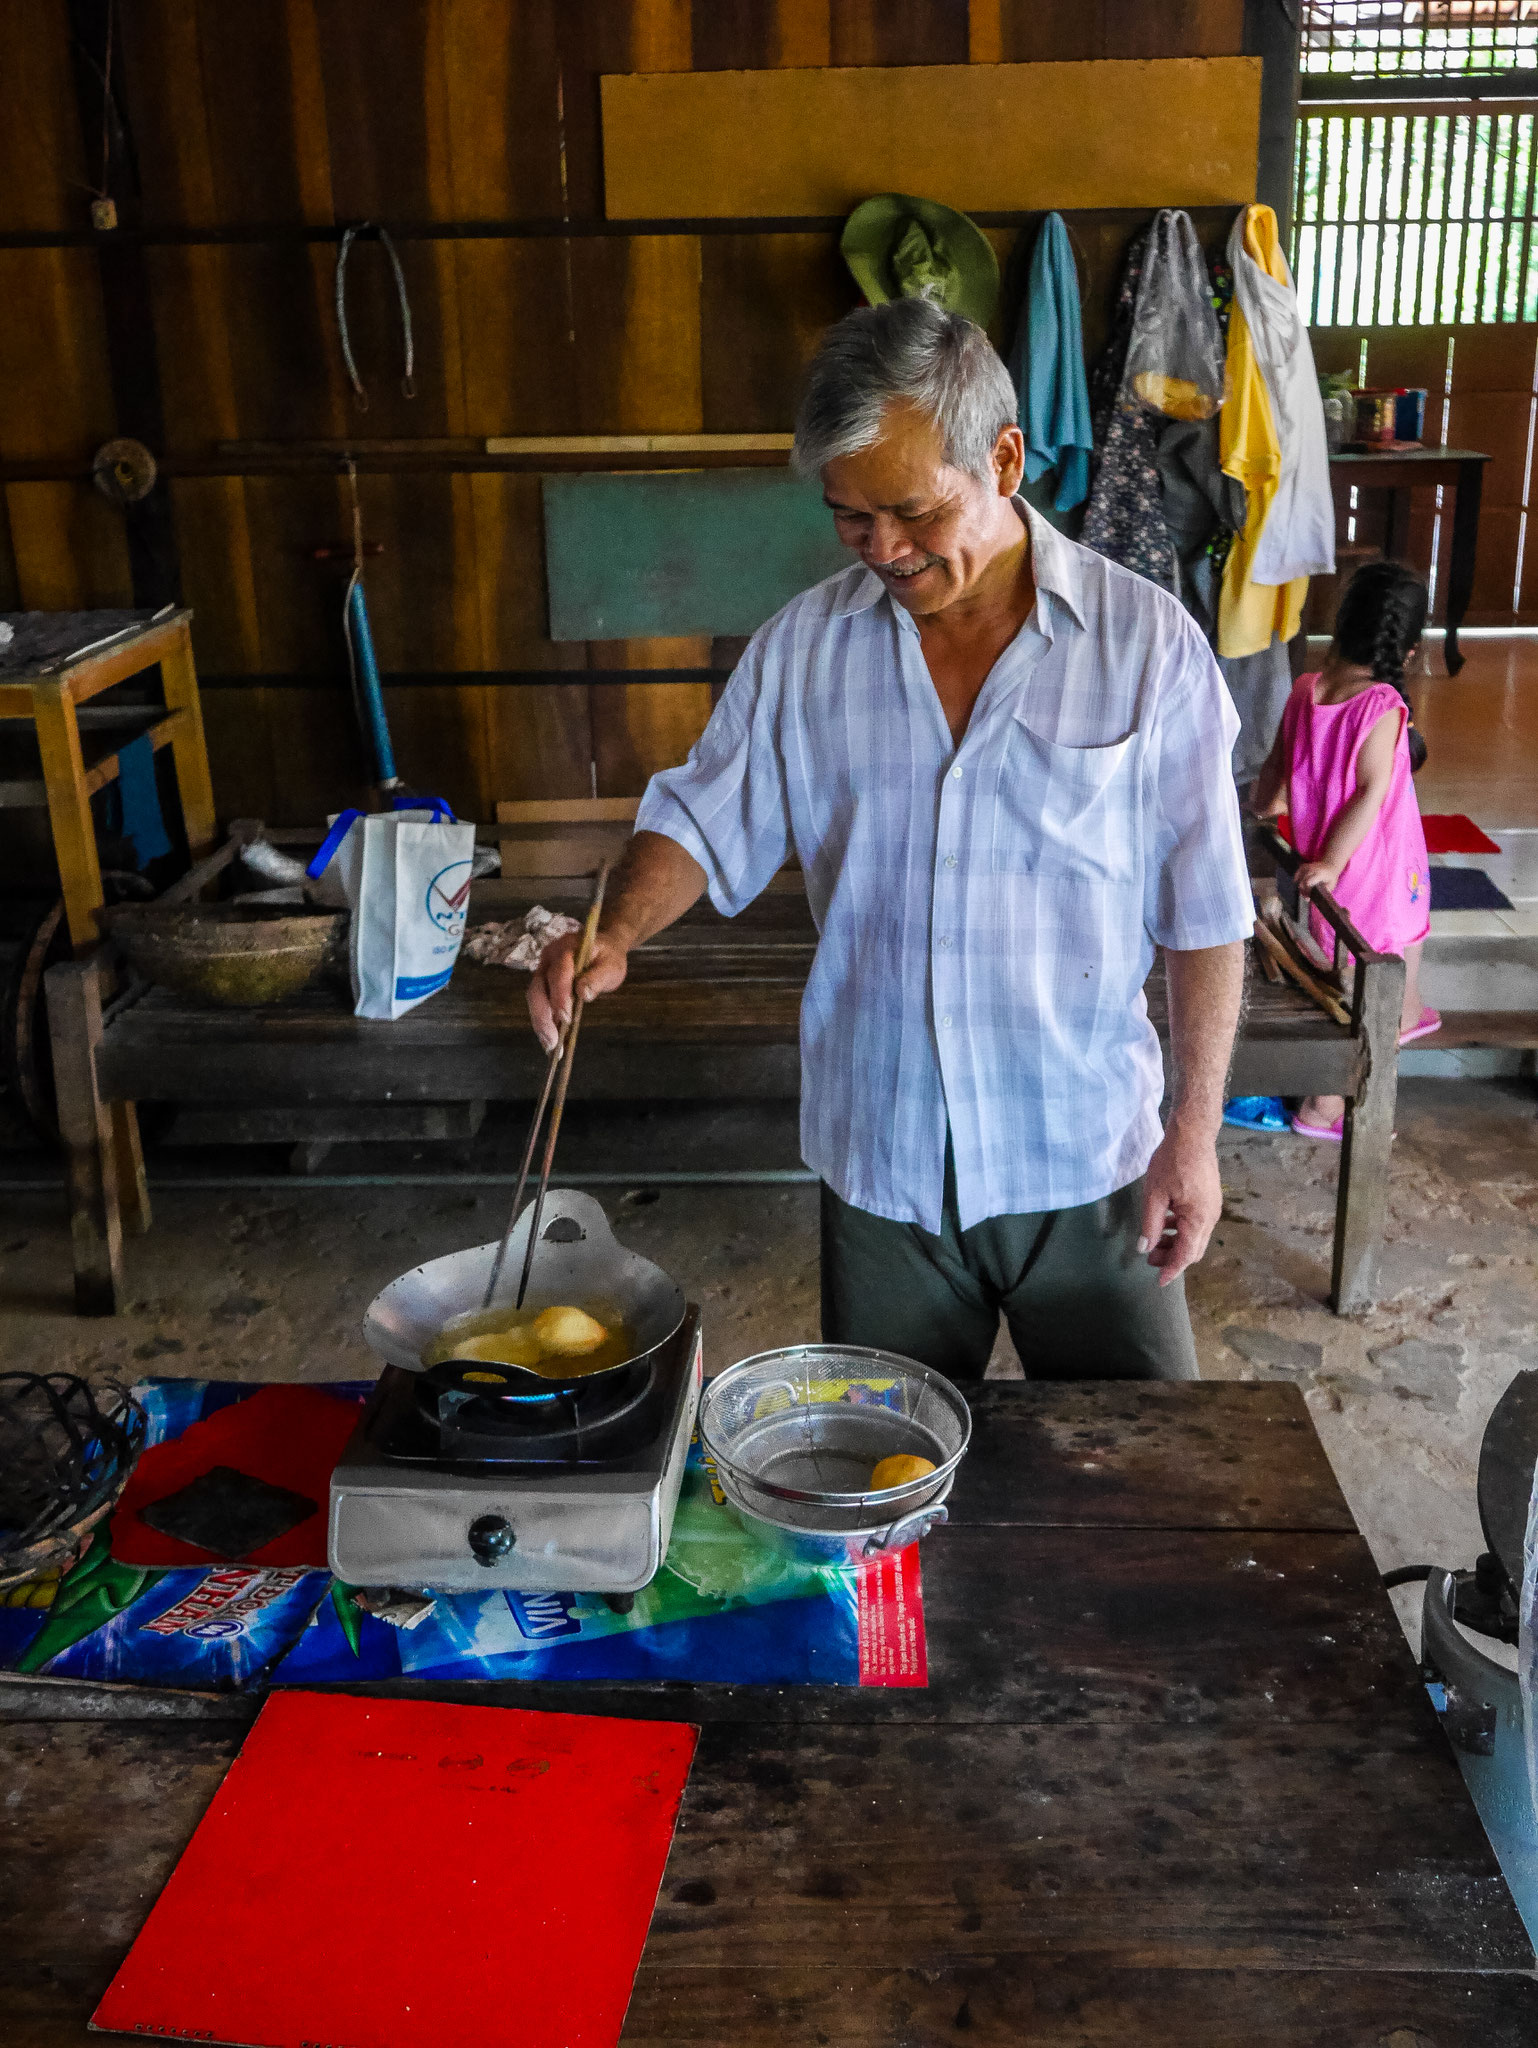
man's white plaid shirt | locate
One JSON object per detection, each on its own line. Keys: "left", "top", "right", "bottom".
{"left": 636, "top": 501, "right": 1254, "bottom": 1233}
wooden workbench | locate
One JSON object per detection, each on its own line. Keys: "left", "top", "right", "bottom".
{"left": 2, "top": 1381, "right": 1533, "bottom": 2043}
{"left": 55, "top": 905, "right": 1403, "bottom": 1325}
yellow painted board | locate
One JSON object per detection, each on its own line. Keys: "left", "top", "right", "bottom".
{"left": 602, "top": 58, "right": 1261, "bottom": 219}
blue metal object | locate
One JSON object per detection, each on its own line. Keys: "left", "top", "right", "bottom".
{"left": 346, "top": 578, "right": 398, "bottom": 788}
{"left": 1422, "top": 1569, "right": 1538, "bottom": 1945}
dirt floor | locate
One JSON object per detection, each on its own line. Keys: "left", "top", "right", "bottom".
{"left": 1, "top": 1080, "right": 1534, "bottom": 1607}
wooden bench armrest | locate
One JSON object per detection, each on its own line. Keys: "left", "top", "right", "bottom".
{"left": 1256, "top": 821, "right": 1388, "bottom": 970}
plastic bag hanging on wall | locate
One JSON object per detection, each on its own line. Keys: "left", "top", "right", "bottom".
{"left": 1123, "top": 209, "right": 1227, "bottom": 423}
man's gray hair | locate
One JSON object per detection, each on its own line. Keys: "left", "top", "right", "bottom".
{"left": 792, "top": 297, "right": 1018, "bottom": 484}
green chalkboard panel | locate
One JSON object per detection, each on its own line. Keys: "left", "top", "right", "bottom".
{"left": 542, "top": 469, "right": 851, "bottom": 642}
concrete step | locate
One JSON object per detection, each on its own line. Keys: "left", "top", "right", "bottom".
{"left": 1420, "top": 934, "right": 1538, "bottom": 1012}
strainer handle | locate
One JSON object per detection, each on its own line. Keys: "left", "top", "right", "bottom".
{"left": 862, "top": 1504, "right": 948, "bottom": 1558}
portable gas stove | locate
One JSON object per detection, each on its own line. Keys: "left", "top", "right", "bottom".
{"left": 329, "top": 1306, "right": 701, "bottom": 1598}
{"left": 329, "top": 1190, "right": 701, "bottom": 1599}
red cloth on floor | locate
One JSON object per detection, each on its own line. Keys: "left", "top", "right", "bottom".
{"left": 111, "top": 1384, "right": 364, "bottom": 1567}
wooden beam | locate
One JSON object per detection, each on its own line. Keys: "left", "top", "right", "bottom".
{"left": 485, "top": 434, "right": 791, "bottom": 456}
{"left": 53, "top": 613, "right": 191, "bottom": 699}
{"left": 156, "top": 618, "right": 218, "bottom": 861}
{"left": 1332, "top": 952, "right": 1406, "bottom": 1315}
{"left": 495, "top": 798, "right": 640, "bottom": 824}
{"left": 153, "top": 818, "right": 259, "bottom": 906}
{"left": 80, "top": 709, "right": 187, "bottom": 796}
{"left": 30, "top": 679, "right": 104, "bottom": 953}
{"left": 45, "top": 956, "right": 123, "bottom": 1316}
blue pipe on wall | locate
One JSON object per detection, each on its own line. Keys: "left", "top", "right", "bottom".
{"left": 346, "top": 578, "right": 400, "bottom": 789}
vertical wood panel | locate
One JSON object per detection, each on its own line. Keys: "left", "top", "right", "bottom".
{"left": 692, "top": 1, "right": 832, "bottom": 69}
{"left": 589, "top": 640, "right": 715, "bottom": 796}
{"left": 1101, "top": 0, "right": 1245, "bottom": 59}
{"left": 592, "top": 0, "right": 705, "bottom": 797}
{"left": 443, "top": 0, "right": 566, "bottom": 217}
{"left": 471, "top": 473, "right": 594, "bottom": 804}
{"left": 630, "top": 0, "right": 694, "bottom": 73}
{"left": 3, "top": 483, "right": 133, "bottom": 609}
{"left": 702, "top": 235, "right": 854, "bottom": 431}
{"left": 968, "top": 0, "right": 1005, "bottom": 65}
{"left": 170, "top": 478, "right": 263, "bottom": 672}
{"left": 998, "top": 1, "right": 1105, "bottom": 62}
{"left": 0, "top": 0, "right": 89, "bottom": 232}
{"left": 458, "top": 238, "right": 701, "bottom": 435}
{"left": 348, "top": 469, "right": 489, "bottom": 819}
{"left": 0, "top": 252, "right": 117, "bottom": 459}
{"left": 548, "top": 4, "right": 644, "bottom": 220}
{"left": 830, "top": 0, "right": 970, "bottom": 65}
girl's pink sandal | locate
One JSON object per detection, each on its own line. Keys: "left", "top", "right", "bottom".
{"left": 1399, "top": 1008, "right": 1442, "bottom": 1047}
{"left": 1289, "top": 1112, "right": 1344, "bottom": 1142}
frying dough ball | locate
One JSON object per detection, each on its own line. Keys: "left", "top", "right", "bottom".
{"left": 532, "top": 1305, "right": 609, "bottom": 1357}
{"left": 870, "top": 1454, "right": 937, "bottom": 1491}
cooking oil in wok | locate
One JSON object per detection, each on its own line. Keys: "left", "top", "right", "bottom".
{"left": 423, "top": 1301, "right": 636, "bottom": 1378}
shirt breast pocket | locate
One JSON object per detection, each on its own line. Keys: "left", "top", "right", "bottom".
{"left": 997, "top": 717, "right": 1140, "bottom": 884}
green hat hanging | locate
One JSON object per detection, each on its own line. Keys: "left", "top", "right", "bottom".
{"left": 840, "top": 194, "right": 1000, "bottom": 332}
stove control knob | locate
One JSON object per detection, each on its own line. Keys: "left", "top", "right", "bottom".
{"left": 468, "top": 1514, "right": 515, "bottom": 1566}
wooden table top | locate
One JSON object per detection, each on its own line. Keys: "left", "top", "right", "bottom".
{"left": 3, "top": 1382, "right": 1533, "bottom": 2045}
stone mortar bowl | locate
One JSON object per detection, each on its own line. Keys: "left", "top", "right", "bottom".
{"left": 96, "top": 901, "right": 348, "bottom": 1007}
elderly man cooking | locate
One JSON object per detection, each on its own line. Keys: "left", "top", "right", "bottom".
{"left": 531, "top": 298, "right": 1253, "bottom": 1381}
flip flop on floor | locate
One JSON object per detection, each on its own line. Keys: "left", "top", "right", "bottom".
{"left": 1399, "top": 1008, "right": 1443, "bottom": 1046}
{"left": 1223, "top": 1095, "right": 1289, "bottom": 1132}
{"left": 1289, "top": 1112, "right": 1344, "bottom": 1142}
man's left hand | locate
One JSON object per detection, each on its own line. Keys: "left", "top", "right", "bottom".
{"left": 1138, "top": 1120, "right": 1223, "bottom": 1286}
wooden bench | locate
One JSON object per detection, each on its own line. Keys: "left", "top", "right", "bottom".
{"left": 48, "top": 822, "right": 1403, "bottom": 1318}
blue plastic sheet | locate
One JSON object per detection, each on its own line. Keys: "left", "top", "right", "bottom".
{"left": 1, "top": 1382, "right": 898, "bottom": 1692}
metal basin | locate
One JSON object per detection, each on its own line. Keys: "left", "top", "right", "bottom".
{"left": 700, "top": 1344, "right": 971, "bottom": 1563}
{"left": 362, "top": 1189, "right": 686, "bottom": 1391}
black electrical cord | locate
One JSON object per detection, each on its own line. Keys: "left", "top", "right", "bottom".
{"left": 1381, "top": 1564, "right": 1436, "bottom": 1589}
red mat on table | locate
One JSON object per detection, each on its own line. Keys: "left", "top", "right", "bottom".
{"left": 110, "top": 1385, "right": 361, "bottom": 1567}
{"left": 91, "top": 1692, "right": 696, "bottom": 2048}
{"left": 1274, "top": 813, "right": 1499, "bottom": 854}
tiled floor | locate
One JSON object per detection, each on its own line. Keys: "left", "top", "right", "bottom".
{"left": 1405, "top": 632, "right": 1538, "bottom": 830}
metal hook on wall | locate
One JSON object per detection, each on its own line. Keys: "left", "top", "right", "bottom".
{"left": 335, "top": 222, "right": 417, "bottom": 409}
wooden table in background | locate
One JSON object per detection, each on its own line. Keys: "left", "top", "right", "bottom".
{"left": 0, "top": 607, "right": 216, "bottom": 951}
{"left": 1330, "top": 449, "right": 1491, "bottom": 674}
{"left": 2, "top": 608, "right": 218, "bottom": 1275}
{"left": 3, "top": 1380, "right": 1534, "bottom": 2045}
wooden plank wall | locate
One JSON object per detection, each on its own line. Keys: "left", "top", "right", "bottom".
{"left": 1311, "top": 324, "right": 1538, "bottom": 627}
{"left": 0, "top": 0, "right": 1253, "bottom": 835}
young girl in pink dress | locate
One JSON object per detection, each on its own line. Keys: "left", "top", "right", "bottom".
{"left": 1252, "top": 559, "right": 1437, "bottom": 1141}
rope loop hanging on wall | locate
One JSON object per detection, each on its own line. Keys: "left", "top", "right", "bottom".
{"left": 335, "top": 222, "right": 417, "bottom": 409}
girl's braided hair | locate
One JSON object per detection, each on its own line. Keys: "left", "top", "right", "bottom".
{"left": 1332, "top": 558, "right": 1429, "bottom": 771}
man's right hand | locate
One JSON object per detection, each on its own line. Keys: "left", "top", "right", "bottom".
{"left": 526, "top": 926, "right": 632, "bottom": 1053}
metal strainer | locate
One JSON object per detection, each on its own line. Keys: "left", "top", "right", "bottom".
{"left": 699, "top": 1345, "right": 970, "bottom": 1562}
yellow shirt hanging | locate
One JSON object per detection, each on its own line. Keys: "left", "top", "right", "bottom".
{"left": 1218, "top": 207, "right": 1309, "bottom": 659}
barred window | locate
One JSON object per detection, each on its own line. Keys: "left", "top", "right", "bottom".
{"left": 1293, "top": 109, "right": 1538, "bottom": 323}
{"left": 1302, "top": 3, "right": 1538, "bottom": 81}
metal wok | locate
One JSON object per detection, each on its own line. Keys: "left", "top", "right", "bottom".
{"left": 362, "top": 1189, "right": 686, "bottom": 1394}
